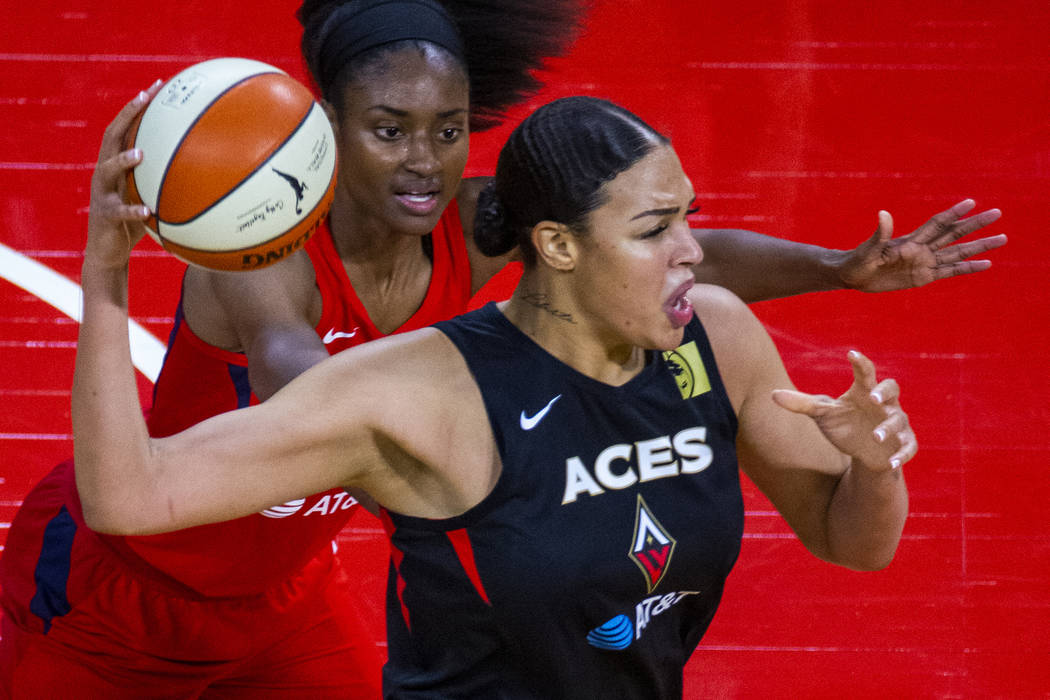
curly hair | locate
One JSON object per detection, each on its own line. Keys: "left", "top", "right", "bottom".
{"left": 296, "top": 0, "right": 588, "bottom": 131}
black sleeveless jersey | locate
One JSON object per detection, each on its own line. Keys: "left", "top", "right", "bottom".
{"left": 381, "top": 303, "right": 744, "bottom": 699}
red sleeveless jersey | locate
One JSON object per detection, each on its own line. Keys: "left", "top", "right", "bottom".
{"left": 104, "top": 203, "right": 473, "bottom": 597}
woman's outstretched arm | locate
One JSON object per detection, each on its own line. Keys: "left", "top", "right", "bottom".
{"left": 694, "top": 200, "right": 1004, "bottom": 303}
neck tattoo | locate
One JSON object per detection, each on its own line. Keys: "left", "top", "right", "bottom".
{"left": 522, "top": 293, "right": 576, "bottom": 324}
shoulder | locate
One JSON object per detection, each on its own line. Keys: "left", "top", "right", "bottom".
{"left": 687, "top": 283, "right": 756, "bottom": 331}
{"left": 182, "top": 250, "right": 319, "bottom": 350}
{"left": 687, "top": 283, "right": 779, "bottom": 410}
{"left": 314, "top": 327, "right": 474, "bottom": 420}
{"left": 296, "top": 327, "right": 494, "bottom": 516}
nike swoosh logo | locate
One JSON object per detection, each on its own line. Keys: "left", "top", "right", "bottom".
{"left": 323, "top": 327, "right": 359, "bottom": 344}
{"left": 520, "top": 394, "right": 562, "bottom": 431}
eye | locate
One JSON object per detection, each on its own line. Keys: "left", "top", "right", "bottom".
{"left": 438, "top": 127, "right": 464, "bottom": 143}
{"left": 375, "top": 126, "right": 402, "bottom": 140}
{"left": 641, "top": 224, "right": 669, "bottom": 239}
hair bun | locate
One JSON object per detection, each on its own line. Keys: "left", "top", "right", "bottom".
{"left": 473, "top": 180, "right": 515, "bottom": 257}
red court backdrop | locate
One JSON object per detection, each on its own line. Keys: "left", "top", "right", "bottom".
{"left": 0, "top": 1, "right": 1047, "bottom": 697}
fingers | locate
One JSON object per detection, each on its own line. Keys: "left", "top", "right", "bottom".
{"left": 94, "top": 145, "right": 143, "bottom": 195}
{"left": 771, "top": 388, "right": 836, "bottom": 417}
{"left": 891, "top": 428, "right": 918, "bottom": 471}
{"left": 848, "top": 349, "right": 877, "bottom": 392}
{"left": 930, "top": 208, "right": 1003, "bottom": 250}
{"left": 869, "top": 373, "right": 913, "bottom": 471}
{"left": 928, "top": 234, "right": 1009, "bottom": 281}
{"left": 869, "top": 376, "right": 899, "bottom": 406}
{"left": 98, "top": 81, "right": 161, "bottom": 158}
{"left": 873, "top": 409, "right": 917, "bottom": 471}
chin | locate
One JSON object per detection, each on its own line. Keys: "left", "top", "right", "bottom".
{"left": 391, "top": 212, "right": 443, "bottom": 237}
{"left": 641, "top": 326, "right": 686, "bottom": 353}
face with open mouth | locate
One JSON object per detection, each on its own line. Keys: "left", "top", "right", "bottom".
{"left": 572, "top": 144, "right": 702, "bottom": 352}
{"left": 328, "top": 46, "right": 470, "bottom": 239}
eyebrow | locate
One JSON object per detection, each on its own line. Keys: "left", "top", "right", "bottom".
{"left": 367, "top": 105, "right": 468, "bottom": 119}
{"left": 629, "top": 197, "right": 699, "bottom": 221}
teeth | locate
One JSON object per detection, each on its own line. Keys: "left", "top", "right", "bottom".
{"left": 403, "top": 194, "right": 433, "bottom": 202}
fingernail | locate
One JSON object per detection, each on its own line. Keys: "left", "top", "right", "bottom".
{"left": 891, "top": 459, "right": 902, "bottom": 471}
{"left": 871, "top": 391, "right": 883, "bottom": 403}
{"left": 874, "top": 429, "right": 885, "bottom": 443}
{"left": 130, "top": 148, "right": 142, "bottom": 160}
{"left": 139, "top": 206, "right": 150, "bottom": 217}
{"left": 136, "top": 90, "right": 149, "bottom": 103}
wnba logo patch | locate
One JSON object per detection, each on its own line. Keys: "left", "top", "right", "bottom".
{"left": 662, "top": 340, "right": 710, "bottom": 399}
{"left": 629, "top": 495, "right": 676, "bottom": 593}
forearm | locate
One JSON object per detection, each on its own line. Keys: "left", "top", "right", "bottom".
{"left": 693, "top": 229, "right": 849, "bottom": 303}
{"left": 825, "top": 460, "right": 908, "bottom": 571}
{"left": 72, "top": 259, "right": 156, "bottom": 532}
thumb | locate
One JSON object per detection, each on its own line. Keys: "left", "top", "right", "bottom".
{"left": 771, "top": 389, "right": 835, "bottom": 417}
{"left": 874, "top": 209, "right": 894, "bottom": 244}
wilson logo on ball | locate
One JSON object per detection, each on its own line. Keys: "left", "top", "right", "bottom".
{"left": 124, "top": 57, "right": 337, "bottom": 271}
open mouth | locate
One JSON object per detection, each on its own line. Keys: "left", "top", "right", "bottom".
{"left": 394, "top": 191, "right": 440, "bottom": 215}
{"left": 664, "top": 280, "right": 695, "bottom": 328}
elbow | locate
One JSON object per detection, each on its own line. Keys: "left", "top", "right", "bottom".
{"left": 823, "top": 535, "right": 903, "bottom": 572}
{"left": 844, "top": 549, "right": 898, "bottom": 572}
{"left": 75, "top": 477, "right": 150, "bottom": 536}
{"left": 79, "top": 504, "right": 120, "bottom": 534}
{"left": 78, "top": 497, "right": 142, "bottom": 536}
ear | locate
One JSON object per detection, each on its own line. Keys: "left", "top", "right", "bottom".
{"left": 531, "top": 221, "right": 577, "bottom": 271}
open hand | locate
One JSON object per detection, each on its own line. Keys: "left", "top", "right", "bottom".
{"left": 837, "top": 200, "right": 1005, "bottom": 292}
{"left": 771, "top": 351, "right": 917, "bottom": 473}
{"left": 85, "top": 81, "right": 163, "bottom": 268}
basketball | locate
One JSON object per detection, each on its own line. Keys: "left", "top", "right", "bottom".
{"left": 125, "top": 57, "right": 337, "bottom": 271}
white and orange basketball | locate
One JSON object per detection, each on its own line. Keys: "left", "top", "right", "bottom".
{"left": 125, "top": 57, "right": 337, "bottom": 271}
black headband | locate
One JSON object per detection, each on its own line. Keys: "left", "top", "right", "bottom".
{"left": 316, "top": 0, "right": 465, "bottom": 93}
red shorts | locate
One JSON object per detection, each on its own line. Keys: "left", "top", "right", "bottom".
{"left": 0, "top": 461, "right": 384, "bottom": 698}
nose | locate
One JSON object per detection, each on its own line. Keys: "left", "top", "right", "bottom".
{"left": 404, "top": 134, "right": 440, "bottom": 177}
{"left": 673, "top": 221, "right": 703, "bottom": 268}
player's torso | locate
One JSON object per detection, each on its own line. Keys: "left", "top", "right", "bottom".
{"left": 383, "top": 307, "right": 744, "bottom": 698}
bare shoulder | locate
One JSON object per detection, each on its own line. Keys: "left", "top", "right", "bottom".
{"left": 317, "top": 327, "right": 481, "bottom": 438}
{"left": 296, "top": 326, "right": 497, "bottom": 517}
{"left": 687, "top": 283, "right": 763, "bottom": 341}
{"left": 182, "top": 249, "right": 318, "bottom": 351}
{"left": 686, "top": 283, "right": 779, "bottom": 410}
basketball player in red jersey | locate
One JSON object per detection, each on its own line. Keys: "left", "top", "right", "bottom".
{"left": 0, "top": 0, "right": 1004, "bottom": 697}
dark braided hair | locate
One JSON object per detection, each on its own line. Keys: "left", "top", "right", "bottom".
{"left": 474, "top": 96, "right": 670, "bottom": 265}
{"left": 297, "top": 0, "right": 588, "bottom": 131}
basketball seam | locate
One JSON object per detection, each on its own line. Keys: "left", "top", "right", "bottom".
{"left": 163, "top": 173, "right": 334, "bottom": 256}
{"left": 156, "top": 98, "right": 317, "bottom": 237}
{"left": 153, "top": 69, "right": 281, "bottom": 233}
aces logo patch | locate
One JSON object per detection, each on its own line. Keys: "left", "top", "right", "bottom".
{"left": 629, "top": 495, "right": 676, "bottom": 593}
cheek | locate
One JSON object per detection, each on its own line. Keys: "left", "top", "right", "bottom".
{"left": 339, "top": 139, "right": 397, "bottom": 186}
{"left": 442, "top": 143, "right": 469, "bottom": 180}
